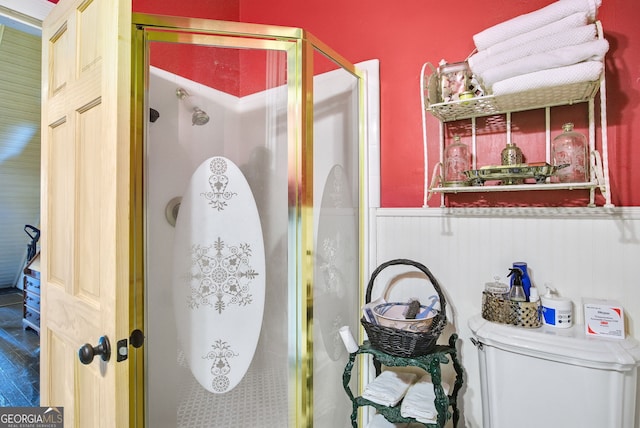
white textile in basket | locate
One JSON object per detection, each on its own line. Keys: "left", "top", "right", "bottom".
{"left": 473, "top": 0, "right": 601, "bottom": 51}
{"left": 492, "top": 60, "right": 603, "bottom": 96}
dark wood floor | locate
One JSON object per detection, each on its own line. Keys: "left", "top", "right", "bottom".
{"left": 0, "top": 288, "right": 39, "bottom": 407}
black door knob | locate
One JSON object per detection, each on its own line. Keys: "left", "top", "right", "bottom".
{"left": 78, "top": 336, "right": 111, "bottom": 365}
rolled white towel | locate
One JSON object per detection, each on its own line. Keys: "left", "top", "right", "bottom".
{"left": 473, "top": 0, "right": 601, "bottom": 51}
{"left": 480, "top": 38, "right": 609, "bottom": 89}
{"left": 362, "top": 370, "right": 418, "bottom": 407}
{"left": 469, "top": 23, "right": 597, "bottom": 76}
{"left": 469, "top": 12, "right": 588, "bottom": 66}
{"left": 492, "top": 60, "right": 603, "bottom": 96}
{"left": 400, "top": 375, "right": 451, "bottom": 423}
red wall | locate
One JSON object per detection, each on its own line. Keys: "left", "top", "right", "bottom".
{"left": 129, "top": 0, "right": 640, "bottom": 207}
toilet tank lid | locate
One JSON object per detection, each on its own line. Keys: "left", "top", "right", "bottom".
{"left": 468, "top": 315, "right": 640, "bottom": 371}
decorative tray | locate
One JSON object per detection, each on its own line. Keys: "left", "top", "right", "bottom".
{"left": 464, "top": 163, "right": 568, "bottom": 186}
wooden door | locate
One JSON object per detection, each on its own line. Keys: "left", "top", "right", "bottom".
{"left": 40, "top": 0, "right": 134, "bottom": 426}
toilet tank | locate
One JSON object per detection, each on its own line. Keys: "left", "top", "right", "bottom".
{"left": 469, "top": 315, "right": 640, "bottom": 428}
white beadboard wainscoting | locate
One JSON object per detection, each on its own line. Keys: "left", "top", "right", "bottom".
{"left": 371, "top": 207, "right": 640, "bottom": 428}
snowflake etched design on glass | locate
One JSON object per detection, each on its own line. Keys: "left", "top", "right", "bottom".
{"left": 201, "top": 157, "right": 238, "bottom": 211}
{"left": 203, "top": 339, "right": 238, "bottom": 393}
{"left": 188, "top": 238, "right": 259, "bottom": 313}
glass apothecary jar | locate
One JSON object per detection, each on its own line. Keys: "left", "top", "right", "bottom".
{"left": 552, "top": 122, "right": 588, "bottom": 183}
{"left": 443, "top": 135, "right": 470, "bottom": 187}
{"left": 438, "top": 61, "right": 471, "bottom": 103}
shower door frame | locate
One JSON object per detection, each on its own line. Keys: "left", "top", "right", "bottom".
{"left": 130, "top": 14, "right": 367, "bottom": 427}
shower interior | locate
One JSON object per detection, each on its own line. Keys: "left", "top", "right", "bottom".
{"left": 140, "top": 19, "right": 373, "bottom": 427}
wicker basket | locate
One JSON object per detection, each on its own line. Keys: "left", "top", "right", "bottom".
{"left": 481, "top": 291, "right": 541, "bottom": 328}
{"left": 361, "top": 259, "right": 447, "bottom": 357}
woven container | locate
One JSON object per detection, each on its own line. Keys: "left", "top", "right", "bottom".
{"left": 481, "top": 291, "right": 541, "bottom": 328}
{"left": 361, "top": 259, "right": 447, "bottom": 357}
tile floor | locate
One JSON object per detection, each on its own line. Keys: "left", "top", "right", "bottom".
{"left": 0, "top": 288, "right": 39, "bottom": 407}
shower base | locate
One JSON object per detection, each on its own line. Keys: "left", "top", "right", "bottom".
{"left": 176, "top": 352, "right": 288, "bottom": 427}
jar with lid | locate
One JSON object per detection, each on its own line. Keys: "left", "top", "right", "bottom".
{"left": 552, "top": 122, "right": 588, "bottom": 183}
{"left": 500, "top": 142, "right": 524, "bottom": 184}
{"left": 443, "top": 135, "right": 470, "bottom": 187}
{"left": 438, "top": 60, "right": 471, "bottom": 103}
{"left": 484, "top": 277, "right": 509, "bottom": 298}
{"left": 500, "top": 142, "right": 523, "bottom": 166}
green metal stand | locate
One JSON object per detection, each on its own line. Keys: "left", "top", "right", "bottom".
{"left": 342, "top": 334, "right": 463, "bottom": 427}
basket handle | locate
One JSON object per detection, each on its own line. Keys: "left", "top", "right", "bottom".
{"left": 365, "top": 259, "right": 447, "bottom": 316}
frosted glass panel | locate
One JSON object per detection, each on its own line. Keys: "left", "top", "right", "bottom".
{"left": 312, "top": 51, "right": 361, "bottom": 427}
{"left": 145, "top": 43, "right": 290, "bottom": 427}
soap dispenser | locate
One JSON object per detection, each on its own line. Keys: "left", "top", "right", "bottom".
{"left": 507, "top": 268, "right": 526, "bottom": 302}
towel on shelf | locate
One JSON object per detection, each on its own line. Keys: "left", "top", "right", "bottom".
{"left": 479, "top": 38, "right": 609, "bottom": 89}
{"left": 469, "top": 23, "right": 597, "bottom": 75}
{"left": 400, "top": 375, "right": 451, "bottom": 424}
{"left": 473, "top": 0, "right": 601, "bottom": 51}
{"left": 492, "top": 60, "right": 603, "bottom": 96}
{"left": 469, "top": 12, "right": 588, "bottom": 65}
{"left": 361, "top": 370, "right": 418, "bottom": 407}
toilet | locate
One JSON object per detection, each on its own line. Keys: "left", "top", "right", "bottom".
{"left": 469, "top": 314, "right": 640, "bottom": 428}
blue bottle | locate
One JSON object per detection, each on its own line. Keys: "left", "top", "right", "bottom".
{"left": 511, "top": 262, "right": 531, "bottom": 301}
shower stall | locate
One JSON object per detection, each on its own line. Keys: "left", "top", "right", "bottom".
{"left": 131, "top": 15, "right": 371, "bottom": 427}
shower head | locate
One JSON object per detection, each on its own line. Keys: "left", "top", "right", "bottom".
{"left": 176, "top": 87, "right": 209, "bottom": 126}
{"left": 192, "top": 107, "right": 210, "bottom": 126}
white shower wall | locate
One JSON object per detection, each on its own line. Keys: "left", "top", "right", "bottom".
{"left": 373, "top": 207, "right": 640, "bottom": 428}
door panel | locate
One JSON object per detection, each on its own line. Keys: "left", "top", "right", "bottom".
{"left": 134, "top": 16, "right": 365, "bottom": 427}
{"left": 41, "top": 0, "right": 133, "bottom": 426}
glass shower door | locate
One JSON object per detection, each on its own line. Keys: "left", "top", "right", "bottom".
{"left": 132, "top": 15, "right": 364, "bottom": 427}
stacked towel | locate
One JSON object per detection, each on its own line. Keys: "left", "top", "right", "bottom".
{"left": 492, "top": 61, "right": 603, "bottom": 95}
{"left": 400, "top": 375, "right": 451, "bottom": 424}
{"left": 480, "top": 38, "right": 608, "bottom": 88}
{"left": 469, "top": 24, "right": 598, "bottom": 76}
{"left": 468, "top": 0, "right": 607, "bottom": 95}
{"left": 469, "top": 12, "right": 588, "bottom": 65}
{"left": 473, "top": 0, "right": 601, "bottom": 51}
{"left": 362, "top": 370, "right": 418, "bottom": 407}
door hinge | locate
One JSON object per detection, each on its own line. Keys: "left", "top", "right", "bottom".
{"left": 117, "top": 329, "right": 145, "bottom": 362}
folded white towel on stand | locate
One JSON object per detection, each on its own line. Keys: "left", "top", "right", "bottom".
{"left": 480, "top": 38, "right": 609, "bottom": 89}
{"left": 470, "top": 12, "right": 588, "bottom": 65}
{"left": 400, "top": 375, "right": 451, "bottom": 423}
{"left": 469, "top": 23, "right": 597, "bottom": 75}
{"left": 492, "top": 60, "right": 603, "bottom": 96}
{"left": 362, "top": 370, "right": 418, "bottom": 407}
{"left": 473, "top": 0, "right": 601, "bottom": 51}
